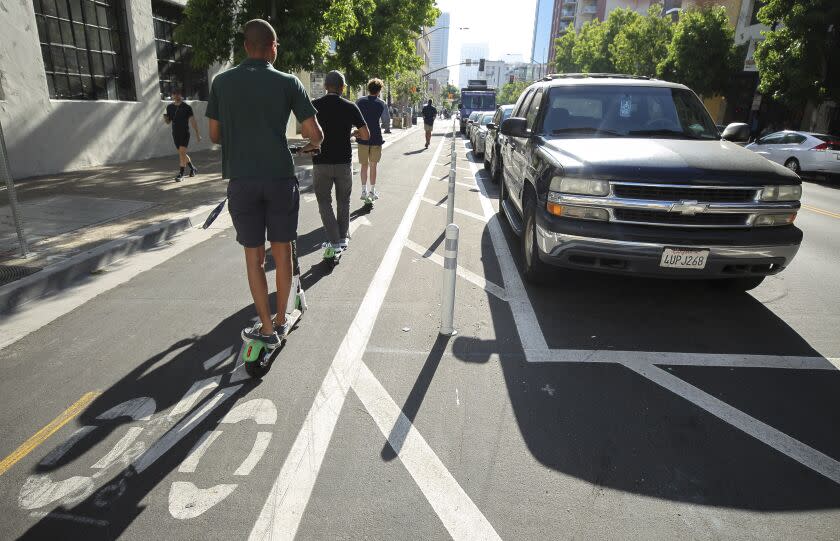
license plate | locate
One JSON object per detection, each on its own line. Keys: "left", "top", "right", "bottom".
{"left": 660, "top": 248, "right": 709, "bottom": 269}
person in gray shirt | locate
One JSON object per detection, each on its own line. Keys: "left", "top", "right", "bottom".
{"left": 206, "top": 19, "right": 323, "bottom": 348}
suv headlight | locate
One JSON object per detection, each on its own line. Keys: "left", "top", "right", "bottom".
{"left": 549, "top": 176, "right": 610, "bottom": 196}
{"left": 760, "top": 184, "right": 801, "bottom": 201}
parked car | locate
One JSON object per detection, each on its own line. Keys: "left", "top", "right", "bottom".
{"left": 498, "top": 74, "right": 802, "bottom": 291}
{"left": 484, "top": 104, "right": 516, "bottom": 181}
{"left": 472, "top": 113, "right": 495, "bottom": 156}
{"left": 745, "top": 130, "right": 840, "bottom": 180}
{"left": 465, "top": 111, "right": 482, "bottom": 141}
{"left": 467, "top": 111, "right": 492, "bottom": 144}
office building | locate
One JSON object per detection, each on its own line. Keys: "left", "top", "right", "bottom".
{"left": 428, "top": 13, "right": 450, "bottom": 85}
{"left": 531, "top": 0, "right": 554, "bottom": 65}
{"left": 459, "top": 42, "right": 490, "bottom": 88}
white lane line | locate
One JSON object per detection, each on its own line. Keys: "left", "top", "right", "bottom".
{"left": 526, "top": 349, "right": 840, "bottom": 370}
{"left": 90, "top": 427, "right": 144, "bottom": 469}
{"left": 249, "top": 130, "right": 449, "bottom": 541}
{"left": 624, "top": 361, "right": 840, "bottom": 486}
{"left": 178, "top": 430, "right": 223, "bottom": 473}
{"left": 421, "top": 196, "right": 488, "bottom": 222}
{"left": 203, "top": 347, "right": 235, "bottom": 371}
{"left": 353, "top": 363, "right": 502, "bottom": 540}
{"left": 235, "top": 432, "right": 272, "bottom": 476}
{"left": 404, "top": 239, "right": 507, "bottom": 301}
{"left": 134, "top": 385, "right": 242, "bottom": 474}
{"left": 467, "top": 152, "right": 549, "bottom": 356}
{"left": 168, "top": 376, "right": 221, "bottom": 419}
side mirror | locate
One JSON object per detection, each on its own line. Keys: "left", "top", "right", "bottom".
{"left": 501, "top": 117, "right": 529, "bottom": 138}
{"left": 487, "top": 123, "right": 497, "bottom": 130}
{"left": 721, "top": 122, "right": 750, "bottom": 143}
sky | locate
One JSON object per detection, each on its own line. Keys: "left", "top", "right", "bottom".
{"left": 433, "top": 0, "right": 539, "bottom": 85}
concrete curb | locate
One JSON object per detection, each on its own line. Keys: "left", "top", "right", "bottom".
{"left": 0, "top": 164, "right": 313, "bottom": 315}
{"left": 0, "top": 125, "right": 425, "bottom": 315}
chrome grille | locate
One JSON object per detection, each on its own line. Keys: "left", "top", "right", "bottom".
{"left": 612, "top": 184, "right": 758, "bottom": 203}
{"left": 613, "top": 209, "right": 750, "bottom": 226}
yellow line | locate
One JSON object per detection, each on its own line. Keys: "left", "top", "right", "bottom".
{"left": 802, "top": 204, "right": 840, "bottom": 220}
{"left": 0, "top": 391, "right": 101, "bottom": 476}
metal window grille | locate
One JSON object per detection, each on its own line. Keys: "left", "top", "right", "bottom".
{"left": 33, "top": 0, "right": 136, "bottom": 101}
{"left": 152, "top": 0, "right": 208, "bottom": 101}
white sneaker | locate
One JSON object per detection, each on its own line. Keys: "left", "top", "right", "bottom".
{"left": 360, "top": 189, "right": 368, "bottom": 200}
{"left": 371, "top": 189, "right": 380, "bottom": 200}
{"left": 339, "top": 237, "right": 350, "bottom": 250}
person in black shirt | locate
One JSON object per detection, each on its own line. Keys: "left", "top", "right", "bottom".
{"left": 312, "top": 71, "right": 369, "bottom": 255}
{"left": 164, "top": 87, "right": 201, "bottom": 181}
{"left": 421, "top": 99, "right": 437, "bottom": 148}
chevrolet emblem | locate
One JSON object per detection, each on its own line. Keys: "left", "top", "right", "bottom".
{"left": 669, "top": 200, "right": 708, "bottom": 215}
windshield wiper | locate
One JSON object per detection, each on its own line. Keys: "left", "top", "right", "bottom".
{"left": 551, "top": 127, "right": 624, "bottom": 137}
{"left": 627, "top": 129, "right": 713, "bottom": 140}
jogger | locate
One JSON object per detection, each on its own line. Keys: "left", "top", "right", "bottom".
{"left": 164, "top": 88, "right": 201, "bottom": 181}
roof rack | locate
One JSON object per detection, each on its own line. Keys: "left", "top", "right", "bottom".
{"left": 541, "top": 73, "right": 653, "bottom": 81}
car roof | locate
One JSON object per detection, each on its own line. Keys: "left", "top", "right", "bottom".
{"left": 534, "top": 73, "right": 690, "bottom": 91}
{"left": 499, "top": 104, "right": 515, "bottom": 110}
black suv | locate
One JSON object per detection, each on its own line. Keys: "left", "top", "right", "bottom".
{"left": 498, "top": 74, "right": 803, "bottom": 291}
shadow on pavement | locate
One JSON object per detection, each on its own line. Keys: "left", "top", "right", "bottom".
{"left": 17, "top": 305, "right": 265, "bottom": 539}
{"left": 446, "top": 145, "right": 840, "bottom": 512}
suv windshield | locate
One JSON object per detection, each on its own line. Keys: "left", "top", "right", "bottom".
{"left": 543, "top": 85, "right": 719, "bottom": 140}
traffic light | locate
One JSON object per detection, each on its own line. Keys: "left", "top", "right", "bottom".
{"left": 478, "top": 58, "right": 485, "bottom": 72}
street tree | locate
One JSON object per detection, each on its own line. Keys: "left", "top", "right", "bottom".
{"left": 658, "top": 5, "right": 738, "bottom": 97}
{"left": 754, "top": 0, "right": 840, "bottom": 107}
{"left": 329, "top": 0, "right": 439, "bottom": 87}
{"left": 610, "top": 4, "right": 673, "bottom": 78}
{"left": 440, "top": 83, "right": 460, "bottom": 104}
{"left": 497, "top": 81, "right": 530, "bottom": 105}
{"left": 572, "top": 9, "right": 642, "bottom": 74}
{"left": 177, "top": 0, "right": 438, "bottom": 88}
{"left": 392, "top": 71, "right": 424, "bottom": 107}
{"left": 176, "top": 0, "right": 363, "bottom": 72}
{"left": 554, "top": 30, "right": 579, "bottom": 73}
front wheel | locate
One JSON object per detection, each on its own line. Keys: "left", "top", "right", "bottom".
{"left": 784, "top": 158, "right": 801, "bottom": 175}
{"left": 522, "top": 191, "right": 552, "bottom": 285}
{"left": 714, "top": 276, "right": 766, "bottom": 292}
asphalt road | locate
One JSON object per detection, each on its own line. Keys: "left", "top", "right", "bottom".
{"left": 0, "top": 124, "right": 839, "bottom": 541}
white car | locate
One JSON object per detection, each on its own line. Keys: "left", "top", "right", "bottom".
{"left": 473, "top": 113, "right": 495, "bottom": 157}
{"left": 745, "top": 130, "right": 840, "bottom": 180}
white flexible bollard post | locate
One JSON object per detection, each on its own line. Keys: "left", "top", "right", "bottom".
{"left": 440, "top": 223, "right": 459, "bottom": 336}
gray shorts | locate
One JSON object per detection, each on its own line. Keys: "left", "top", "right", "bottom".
{"left": 227, "top": 177, "right": 299, "bottom": 247}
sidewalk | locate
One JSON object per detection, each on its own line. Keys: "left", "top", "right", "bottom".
{"left": 0, "top": 125, "right": 418, "bottom": 312}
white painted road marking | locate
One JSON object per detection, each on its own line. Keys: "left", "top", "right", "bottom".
{"left": 467, "top": 146, "right": 549, "bottom": 356}
{"left": 625, "top": 361, "right": 840, "bottom": 485}
{"left": 250, "top": 127, "right": 498, "bottom": 541}
{"left": 353, "top": 362, "right": 502, "bottom": 540}
{"left": 405, "top": 239, "right": 506, "bottom": 301}
{"left": 421, "top": 196, "right": 488, "bottom": 222}
{"left": 178, "top": 430, "right": 223, "bottom": 473}
{"left": 235, "top": 432, "right": 273, "bottom": 476}
{"left": 169, "top": 482, "right": 237, "bottom": 520}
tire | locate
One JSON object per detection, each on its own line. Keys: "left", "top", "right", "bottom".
{"left": 784, "top": 158, "right": 801, "bottom": 175}
{"left": 497, "top": 165, "right": 508, "bottom": 221}
{"left": 714, "top": 276, "right": 765, "bottom": 292}
{"left": 522, "top": 189, "right": 552, "bottom": 285}
{"left": 483, "top": 155, "right": 490, "bottom": 170}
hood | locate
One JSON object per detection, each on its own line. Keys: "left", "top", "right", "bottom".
{"left": 539, "top": 137, "right": 799, "bottom": 185}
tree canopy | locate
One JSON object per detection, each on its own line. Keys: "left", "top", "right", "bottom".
{"left": 497, "top": 81, "right": 530, "bottom": 105}
{"left": 176, "top": 0, "right": 438, "bottom": 87}
{"left": 754, "top": 0, "right": 840, "bottom": 107}
{"left": 658, "top": 5, "right": 738, "bottom": 97}
{"left": 439, "top": 83, "right": 460, "bottom": 104}
{"left": 609, "top": 5, "right": 673, "bottom": 78}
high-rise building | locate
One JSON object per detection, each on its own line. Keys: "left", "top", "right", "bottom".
{"left": 531, "top": 0, "right": 554, "bottom": 65}
{"left": 459, "top": 42, "right": 490, "bottom": 88}
{"left": 429, "top": 12, "right": 450, "bottom": 86}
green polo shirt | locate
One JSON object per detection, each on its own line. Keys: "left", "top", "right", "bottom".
{"left": 206, "top": 58, "right": 317, "bottom": 180}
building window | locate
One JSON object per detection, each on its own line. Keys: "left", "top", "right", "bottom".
{"left": 33, "top": 0, "right": 136, "bottom": 101}
{"left": 152, "top": 0, "right": 208, "bottom": 100}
